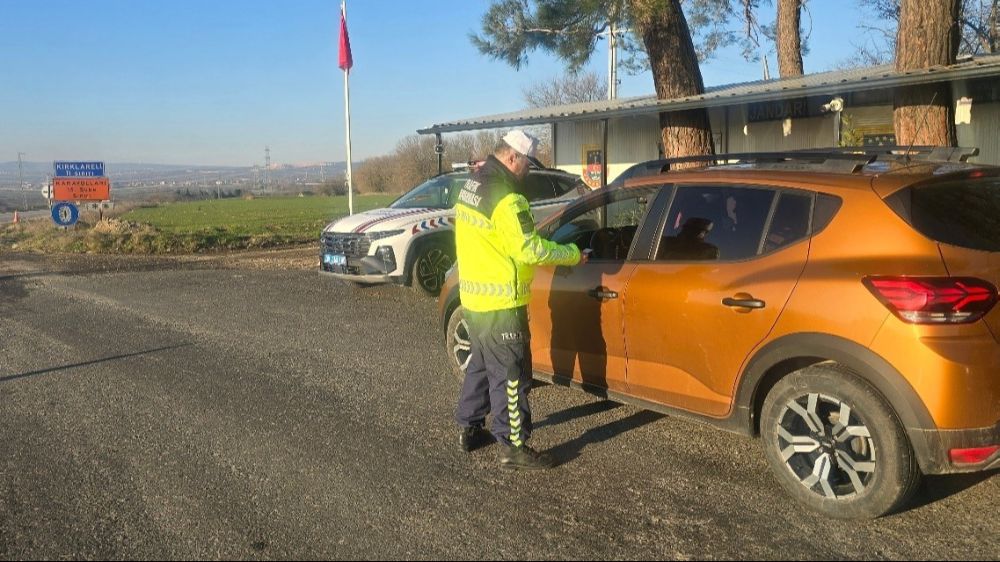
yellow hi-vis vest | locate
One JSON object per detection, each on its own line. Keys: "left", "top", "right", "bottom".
{"left": 455, "top": 158, "right": 580, "bottom": 312}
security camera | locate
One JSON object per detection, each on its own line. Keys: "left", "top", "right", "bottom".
{"left": 820, "top": 97, "right": 844, "bottom": 113}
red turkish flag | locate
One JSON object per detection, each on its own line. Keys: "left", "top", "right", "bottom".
{"left": 338, "top": 8, "right": 353, "bottom": 71}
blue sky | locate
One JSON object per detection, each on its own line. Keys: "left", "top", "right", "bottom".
{"left": 1, "top": 1, "right": 886, "bottom": 167}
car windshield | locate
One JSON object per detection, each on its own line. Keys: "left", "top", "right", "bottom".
{"left": 390, "top": 174, "right": 468, "bottom": 209}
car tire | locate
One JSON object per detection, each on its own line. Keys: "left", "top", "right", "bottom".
{"left": 410, "top": 239, "right": 453, "bottom": 297}
{"left": 760, "top": 364, "right": 922, "bottom": 519}
{"left": 445, "top": 305, "right": 471, "bottom": 381}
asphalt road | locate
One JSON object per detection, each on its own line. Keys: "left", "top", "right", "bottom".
{"left": 0, "top": 209, "right": 51, "bottom": 225}
{"left": 1, "top": 251, "right": 997, "bottom": 560}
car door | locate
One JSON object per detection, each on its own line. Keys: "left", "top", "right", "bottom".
{"left": 528, "top": 187, "right": 659, "bottom": 394}
{"left": 623, "top": 185, "right": 814, "bottom": 417}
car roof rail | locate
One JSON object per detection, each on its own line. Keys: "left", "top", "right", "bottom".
{"left": 639, "top": 146, "right": 982, "bottom": 176}
{"left": 660, "top": 152, "right": 878, "bottom": 174}
{"left": 791, "top": 146, "right": 979, "bottom": 163}
{"left": 925, "top": 146, "right": 979, "bottom": 162}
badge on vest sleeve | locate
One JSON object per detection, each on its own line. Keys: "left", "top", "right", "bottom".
{"left": 517, "top": 210, "right": 534, "bottom": 234}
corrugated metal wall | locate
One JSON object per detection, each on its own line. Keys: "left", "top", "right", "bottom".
{"left": 607, "top": 115, "right": 662, "bottom": 181}
{"left": 553, "top": 94, "right": 1000, "bottom": 175}
{"left": 554, "top": 116, "right": 661, "bottom": 184}
{"left": 725, "top": 110, "right": 838, "bottom": 152}
{"left": 554, "top": 121, "right": 603, "bottom": 181}
{"left": 556, "top": 107, "right": 838, "bottom": 178}
{"left": 957, "top": 101, "right": 1000, "bottom": 165}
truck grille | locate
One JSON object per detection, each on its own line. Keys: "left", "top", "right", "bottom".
{"left": 321, "top": 232, "right": 372, "bottom": 257}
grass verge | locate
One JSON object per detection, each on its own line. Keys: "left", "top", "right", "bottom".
{"left": 0, "top": 194, "right": 398, "bottom": 254}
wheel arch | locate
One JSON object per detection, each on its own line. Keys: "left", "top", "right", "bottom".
{"left": 402, "top": 230, "right": 455, "bottom": 286}
{"left": 441, "top": 285, "right": 462, "bottom": 339}
{"left": 735, "top": 333, "right": 937, "bottom": 440}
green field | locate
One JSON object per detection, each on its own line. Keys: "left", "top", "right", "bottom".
{"left": 122, "top": 194, "right": 397, "bottom": 238}
{"left": 1, "top": 194, "right": 399, "bottom": 254}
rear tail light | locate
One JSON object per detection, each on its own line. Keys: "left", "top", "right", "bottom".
{"left": 949, "top": 445, "right": 1000, "bottom": 465}
{"left": 863, "top": 276, "right": 998, "bottom": 324}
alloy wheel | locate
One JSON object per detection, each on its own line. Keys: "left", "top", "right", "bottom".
{"left": 773, "top": 392, "right": 877, "bottom": 499}
{"left": 451, "top": 315, "right": 471, "bottom": 375}
{"left": 416, "top": 248, "right": 452, "bottom": 293}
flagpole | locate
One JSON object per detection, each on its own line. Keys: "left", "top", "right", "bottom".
{"left": 342, "top": 0, "right": 354, "bottom": 216}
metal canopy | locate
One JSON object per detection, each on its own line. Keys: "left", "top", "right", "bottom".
{"left": 417, "top": 54, "right": 1000, "bottom": 135}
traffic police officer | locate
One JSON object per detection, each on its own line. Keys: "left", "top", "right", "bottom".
{"left": 454, "top": 130, "right": 586, "bottom": 470}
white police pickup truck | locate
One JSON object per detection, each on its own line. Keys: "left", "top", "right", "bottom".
{"left": 320, "top": 166, "right": 587, "bottom": 296}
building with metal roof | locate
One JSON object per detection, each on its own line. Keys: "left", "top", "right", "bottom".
{"left": 418, "top": 54, "right": 1000, "bottom": 186}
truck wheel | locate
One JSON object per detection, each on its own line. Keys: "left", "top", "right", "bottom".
{"left": 760, "top": 364, "right": 922, "bottom": 519}
{"left": 445, "top": 305, "right": 471, "bottom": 381}
{"left": 410, "top": 240, "right": 453, "bottom": 297}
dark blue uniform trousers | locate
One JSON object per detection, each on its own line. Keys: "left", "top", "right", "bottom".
{"left": 455, "top": 306, "right": 533, "bottom": 447}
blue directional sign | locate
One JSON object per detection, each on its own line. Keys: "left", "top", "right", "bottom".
{"left": 54, "top": 161, "right": 105, "bottom": 177}
{"left": 51, "top": 202, "right": 80, "bottom": 226}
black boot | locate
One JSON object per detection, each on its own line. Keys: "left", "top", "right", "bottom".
{"left": 499, "top": 444, "right": 555, "bottom": 470}
{"left": 459, "top": 425, "right": 491, "bottom": 452}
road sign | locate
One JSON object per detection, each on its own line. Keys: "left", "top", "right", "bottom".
{"left": 54, "top": 161, "right": 105, "bottom": 177}
{"left": 84, "top": 201, "right": 114, "bottom": 210}
{"left": 52, "top": 177, "right": 111, "bottom": 201}
{"left": 51, "top": 202, "right": 80, "bottom": 226}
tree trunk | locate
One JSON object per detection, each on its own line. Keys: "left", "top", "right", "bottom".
{"left": 630, "top": 0, "right": 714, "bottom": 166}
{"left": 990, "top": 0, "right": 999, "bottom": 53}
{"left": 893, "top": 0, "right": 960, "bottom": 147}
{"left": 777, "top": 0, "right": 804, "bottom": 77}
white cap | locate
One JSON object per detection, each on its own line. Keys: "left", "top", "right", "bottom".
{"left": 502, "top": 129, "right": 538, "bottom": 158}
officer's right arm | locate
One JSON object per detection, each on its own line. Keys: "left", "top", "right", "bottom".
{"left": 493, "top": 194, "right": 580, "bottom": 267}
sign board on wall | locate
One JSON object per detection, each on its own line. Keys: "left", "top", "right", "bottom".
{"left": 52, "top": 177, "right": 111, "bottom": 201}
{"left": 581, "top": 145, "right": 603, "bottom": 189}
{"left": 746, "top": 98, "right": 827, "bottom": 123}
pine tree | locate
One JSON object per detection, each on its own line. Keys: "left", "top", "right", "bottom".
{"left": 472, "top": 0, "right": 716, "bottom": 163}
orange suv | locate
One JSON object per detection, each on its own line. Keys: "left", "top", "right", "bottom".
{"left": 438, "top": 148, "right": 1000, "bottom": 519}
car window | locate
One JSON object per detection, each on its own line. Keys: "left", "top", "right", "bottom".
{"left": 549, "top": 187, "right": 657, "bottom": 261}
{"left": 657, "top": 185, "right": 776, "bottom": 261}
{"left": 608, "top": 160, "right": 670, "bottom": 188}
{"left": 391, "top": 174, "right": 467, "bottom": 209}
{"left": 763, "top": 192, "right": 813, "bottom": 254}
{"left": 885, "top": 177, "right": 1000, "bottom": 251}
{"left": 445, "top": 177, "right": 469, "bottom": 207}
{"left": 523, "top": 175, "right": 557, "bottom": 201}
{"left": 550, "top": 175, "right": 583, "bottom": 197}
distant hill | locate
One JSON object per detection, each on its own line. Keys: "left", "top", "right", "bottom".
{"left": 0, "top": 161, "right": 348, "bottom": 190}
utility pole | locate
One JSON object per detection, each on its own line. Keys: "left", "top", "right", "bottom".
{"left": 17, "top": 152, "right": 26, "bottom": 210}
{"left": 264, "top": 146, "right": 271, "bottom": 192}
{"left": 607, "top": 21, "right": 618, "bottom": 100}
{"left": 602, "top": 9, "right": 625, "bottom": 101}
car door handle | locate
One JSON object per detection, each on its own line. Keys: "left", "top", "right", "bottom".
{"left": 587, "top": 287, "right": 619, "bottom": 300}
{"left": 722, "top": 296, "right": 765, "bottom": 309}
